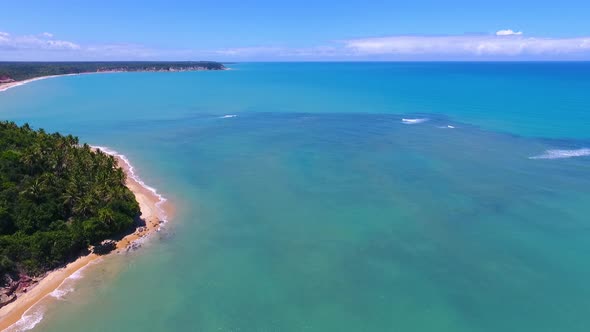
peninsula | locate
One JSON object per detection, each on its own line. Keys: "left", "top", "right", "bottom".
{"left": 0, "top": 61, "right": 226, "bottom": 89}
{"left": 0, "top": 122, "right": 169, "bottom": 329}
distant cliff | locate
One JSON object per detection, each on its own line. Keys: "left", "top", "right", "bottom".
{"left": 0, "top": 61, "right": 226, "bottom": 83}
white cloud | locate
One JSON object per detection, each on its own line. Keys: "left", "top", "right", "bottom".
{"left": 0, "top": 32, "right": 80, "bottom": 51}
{"left": 215, "top": 46, "right": 284, "bottom": 56}
{"left": 213, "top": 46, "right": 340, "bottom": 59}
{"left": 2, "top": 29, "right": 590, "bottom": 61}
{"left": 210, "top": 31, "right": 590, "bottom": 60}
{"left": 85, "top": 43, "right": 168, "bottom": 58}
{"left": 0, "top": 30, "right": 200, "bottom": 60}
{"left": 45, "top": 39, "right": 81, "bottom": 50}
{"left": 496, "top": 29, "right": 523, "bottom": 36}
{"left": 344, "top": 35, "right": 590, "bottom": 57}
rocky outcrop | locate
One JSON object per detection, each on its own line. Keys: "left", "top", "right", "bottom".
{"left": 92, "top": 240, "right": 117, "bottom": 255}
{"left": 1, "top": 274, "right": 35, "bottom": 308}
{"left": 0, "top": 294, "right": 17, "bottom": 309}
{"left": 0, "top": 75, "right": 15, "bottom": 84}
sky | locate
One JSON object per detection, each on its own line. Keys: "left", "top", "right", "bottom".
{"left": 1, "top": 0, "right": 590, "bottom": 61}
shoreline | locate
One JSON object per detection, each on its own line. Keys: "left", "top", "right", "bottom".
{"left": 0, "top": 75, "right": 77, "bottom": 92}
{"left": 0, "top": 67, "right": 229, "bottom": 93}
{"left": 0, "top": 148, "right": 172, "bottom": 331}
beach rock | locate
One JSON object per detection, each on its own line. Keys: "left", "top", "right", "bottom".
{"left": 126, "top": 242, "right": 142, "bottom": 252}
{"left": 0, "top": 75, "right": 15, "bottom": 84}
{"left": 0, "top": 294, "right": 17, "bottom": 309}
{"left": 93, "top": 240, "right": 117, "bottom": 255}
{"left": 5, "top": 280, "right": 18, "bottom": 296}
{"left": 15, "top": 276, "right": 33, "bottom": 293}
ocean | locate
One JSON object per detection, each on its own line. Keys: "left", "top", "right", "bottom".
{"left": 1, "top": 62, "right": 589, "bottom": 331}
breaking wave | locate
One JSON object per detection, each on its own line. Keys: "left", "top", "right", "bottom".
{"left": 402, "top": 118, "right": 429, "bottom": 124}
{"left": 4, "top": 306, "right": 45, "bottom": 332}
{"left": 2, "top": 146, "right": 170, "bottom": 331}
{"left": 529, "top": 148, "right": 590, "bottom": 160}
{"left": 91, "top": 146, "right": 169, "bottom": 224}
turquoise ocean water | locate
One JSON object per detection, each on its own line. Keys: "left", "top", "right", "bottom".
{"left": 1, "top": 62, "right": 590, "bottom": 331}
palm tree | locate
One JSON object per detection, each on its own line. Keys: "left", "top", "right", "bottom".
{"left": 73, "top": 194, "right": 98, "bottom": 218}
{"left": 98, "top": 208, "right": 116, "bottom": 228}
{"left": 21, "top": 178, "right": 45, "bottom": 203}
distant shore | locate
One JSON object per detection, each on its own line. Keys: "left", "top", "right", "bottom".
{"left": 0, "top": 61, "right": 227, "bottom": 92}
{"left": 0, "top": 74, "right": 81, "bottom": 92}
{"left": 0, "top": 149, "right": 173, "bottom": 331}
{"left": 0, "top": 67, "right": 227, "bottom": 93}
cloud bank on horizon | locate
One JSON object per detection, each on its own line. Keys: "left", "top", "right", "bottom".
{"left": 0, "top": 31, "right": 80, "bottom": 51}
{"left": 495, "top": 29, "right": 523, "bottom": 36}
{"left": 1, "top": 29, "right": 590, "bottom": 61}
{"left": 344, "top": 30, "right": 590, "bottom": 57}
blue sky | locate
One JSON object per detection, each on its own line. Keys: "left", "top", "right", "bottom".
{"left": 1, "top": 0, "right": 590, "bottom": 61}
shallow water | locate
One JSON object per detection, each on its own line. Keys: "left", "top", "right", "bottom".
{"left": 1, "top": 63, "right": 590, "bottom": 331}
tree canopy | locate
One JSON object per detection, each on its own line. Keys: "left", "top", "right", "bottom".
{"left": 0, "top": 61, "right": 226, "bottom": 82}
{"left": 0, "top": 122, "right": 140, "bottom": 283}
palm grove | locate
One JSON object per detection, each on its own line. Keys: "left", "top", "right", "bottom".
{"left": 0, "top": 122, "right": 140, "bottom": 284}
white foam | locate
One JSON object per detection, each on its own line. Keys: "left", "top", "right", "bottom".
{"left": 67, "top": 269, "right": 84, "bottom": 280}
{"left": 91, "top": 146, "right": 169, "bottom": 224}
{"left": 529, "top": 148, "right": 590, "bottom": 160}
{"left": 219, "top": 114, "right": 237, "bottom": 119}
{"left": 3, "top": 256, "right": 101, "bottom": 331}
{"left": 49, "top": 286, "right": 74, "bottom": 299}
{"left": 126, "top": 230, "right": 153, "bottom": 248}
{"left": 0, "top": 74, "right": 79, "bottom": 92}
{"left": 402, "top": 118, "right": 429, "bottom": 124}
{"left": 4, "top": 307, "right": 45, "bottom": 332}
{"left": 49, "top": 256, "right": 97, "bottom": 300}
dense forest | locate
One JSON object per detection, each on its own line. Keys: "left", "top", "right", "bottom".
{"left": 0, "top": 61, "right": 226, "bottom": 82}
{"left": 0, "top": 122, "right": 140, "bottom": 285}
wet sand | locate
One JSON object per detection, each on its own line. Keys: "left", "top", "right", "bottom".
{"left": 0, "top": 151, "right": 172, "bottom": 331}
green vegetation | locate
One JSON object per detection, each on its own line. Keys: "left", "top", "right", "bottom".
{"left": 0, "top": 122, "right": 140, "bottom": 283}
{"left": 0, "top": 61, "right": 226, "bottom": 82}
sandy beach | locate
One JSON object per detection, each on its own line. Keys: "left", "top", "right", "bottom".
{"left": 0, "top": 75, "right": 76, "bottom": 92}
{"left": 0, "top": 150, "right": 172, "bottom": 331}
{"left": 0, "top": 65, "right": 228, "bottom": 93}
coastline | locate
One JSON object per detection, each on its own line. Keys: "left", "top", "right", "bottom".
{"left": 0, "top": 148, "right": 172, "bottom": 331}
{"left": 0, "top": 66, "right": 229, "bottom": 93}
{"left": 0, "top": 75, "right": 76, "bottom": 92}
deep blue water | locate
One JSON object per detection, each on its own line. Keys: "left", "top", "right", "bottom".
{"left": 1, "top": 63, "right": 590, "bottom": 332}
